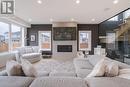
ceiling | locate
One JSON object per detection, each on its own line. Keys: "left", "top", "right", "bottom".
{"left": 15, "top": 0, "right": 130, "bottom": 24}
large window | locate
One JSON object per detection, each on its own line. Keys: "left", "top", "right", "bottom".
{"left": 0, "top": 22, "right": 9, "bottom": 52}
{"left": 108, "top": 16, "right": 118, "bottom": 21}
{"left": 0, "top": 21, "right": 25, "bottom": 53}
{"left": 79, "top": 31, "right": 91, "bottom": 51}
{"left": 39, "top": 31, "right": 51, "bottom": 51}
{"left": 124, "top": 9, "right": 130, "bottom": 19}
{"left": 106, "top": 32, "right": 116, "bottom": 50}
{"left": 11, "top": 24, "right": 22, "bottom": 50}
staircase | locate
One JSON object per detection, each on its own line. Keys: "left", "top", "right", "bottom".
{"left": 115, "top": 17, "right": 130, "bottom": 39}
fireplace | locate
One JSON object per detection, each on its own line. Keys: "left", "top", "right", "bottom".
{"left": 57, "top": 45, "right": 72, "bottom": 52}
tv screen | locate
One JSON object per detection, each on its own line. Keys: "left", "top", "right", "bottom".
{"left": 53, "top": 27, "right": 76, "bottom": 41}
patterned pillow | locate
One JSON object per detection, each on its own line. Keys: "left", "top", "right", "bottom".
{"left": 105, "top": 62, "right": 119, "bottom": 77}
{"left": 6, "top": 60, "right": 23, "bottom": 76}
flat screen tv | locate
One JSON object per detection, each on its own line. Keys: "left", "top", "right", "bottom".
{"left": 53, "top": 27, "right": 76, "bottom": 41}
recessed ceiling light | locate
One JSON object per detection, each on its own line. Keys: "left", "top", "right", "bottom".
{"left": 76, "top": 0, "right": 80, "bottom": 4}
{"left": 37, "top": 0, "right": 42, "bottom": 4}
{"left": 71, "top": 18, "right": 75, "bottom": 21}
{"left": 91, "top": 19, "right": 95, "bottom": 21}
{"left": 50, "top": 18, "right": 53, "bottom": 22}
{"left": 28, "top": 18, "right": 32, "bottom": 22}
{"left": 104, "top": 8, "right": 110, "bottom": 11}
{"left": 113, "top": 0, "right": 119, "bottom": 4}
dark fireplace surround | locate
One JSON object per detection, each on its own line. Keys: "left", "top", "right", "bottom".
{"left": 57, "top": 45, "right": 72, "bottom": 52}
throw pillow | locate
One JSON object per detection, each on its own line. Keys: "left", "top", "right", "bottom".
{"left": 6, "top": 60, "right": 23, "bottom": 76}
{"left": 87, "top": 59, "right": 106, "bottom": 77}
{"left": 77, "top": 51, "right": 84, "bottom": 58}
{"left": 105, "top": 62, "right": 119, "bottom": 77}
{"left": 0, "top": 70, "right": 8, "bottom": 76}
{"left": 21, "top": 59, "right": 37, "bottom": 77}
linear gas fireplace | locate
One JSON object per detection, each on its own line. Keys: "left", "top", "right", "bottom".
{"left": 57, "top": 45, "right": 72, "bottom": 52}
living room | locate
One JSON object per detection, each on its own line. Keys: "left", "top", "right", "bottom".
{"left": 0, "top": 0, "right": 130, "bottom": 87}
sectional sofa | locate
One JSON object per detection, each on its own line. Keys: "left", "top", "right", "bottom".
{"left": 0, "top": 51, "right": 130, "bottom": 87}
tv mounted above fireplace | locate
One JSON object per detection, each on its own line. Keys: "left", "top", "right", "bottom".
{"left": 53, "top": 27, "right": 76, "bottom": 41}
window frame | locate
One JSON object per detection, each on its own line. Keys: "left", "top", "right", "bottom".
{"left": 39, "top": 31, "right": 52, "bottom": 51}
{"left": 108, "top": 16, "right": 119, "bottom": 21}
{"left": 124, "top": 9, "right": 130, "bottom": 19}
{"left": 0, "top": 20, "right": 25, "bottom": 53}
{"left": 78, "top": 30, "right": 92, "bottom": 51}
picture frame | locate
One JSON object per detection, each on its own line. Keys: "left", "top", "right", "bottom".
{"left": 30, "top": 34, "right": 36, "bottom": 41}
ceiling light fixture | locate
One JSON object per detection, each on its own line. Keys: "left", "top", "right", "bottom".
{"left": 91, "top": 19, "right": 95, "bottom": 21}
{"left": 71, "top": 18, "right": 75, "bottom": 21}
{"left": 113, "top": 0, "right": 119, "bottom": 4}
{"left": 76, "top": 0, "right": 80, "bottom": 4}
{"left": 28, "top": 18, "right": 32, "bottom": 22}
{"left": 37, "top": 0, "right": 42, "bottom": 4}
{"left": 50, "top": 18, "right": 53, "bottom": 22}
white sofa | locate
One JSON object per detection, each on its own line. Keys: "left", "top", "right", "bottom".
{"left": 74, "top": 55, "right": 130, "bottom": 78}
{"left": 0, "top": 55, "right": 130, "bottom": 87}
{"left": 0, "top": 52, "right": 16, "bottom": 71}
{"left": 15, "top": 46, "right": 42, "bottom": 63}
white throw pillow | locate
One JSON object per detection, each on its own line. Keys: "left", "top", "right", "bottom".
{"left": 105, "top": 62, "right": 119, "bottom": 77}
{"left": 87, "top": 59, "right": 106, "bottom": 77}
{"left": 0, "top": 70, "right": 7, "bottom": 76}
{"left": 21, "top": 59, "right": 37, "bottom": 77}
{"left": 6, "top": 60, "right": 23, "bottom": 76}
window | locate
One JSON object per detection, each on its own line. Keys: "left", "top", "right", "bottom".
{"left": 0, "top": 22, "right": 9, "bottom": 52}
{"left": 79, "top": 31, "right": 91, "bottom": 51}
{"left": 124, "top": 9, "right": 130, "bottom": 19}
{"left": 39, "top": 31, "right": 51, "bottom": 51}
{"left": 108, "top": 16, "right": 118, "bottom": 21}
{"left": 106, "top": 32, "right": 116, "bottom": 50}
{"left": 0, "top": 21, "right": 25, "bottom": 53}
{"left": 11, "top": 24, "right": 22, "bottom": 50}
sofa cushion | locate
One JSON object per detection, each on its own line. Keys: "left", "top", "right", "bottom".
{"left": 30, "top": 77, "right": 88, "bottom": 87}
{"left": 6, "top": 60, "right": 23, "bottom": 76}
{"left": 74, "top": 58, "right": 93, "bottom": 69}
{"left": 106, "top": 58, "right": 130, "bottom": 69}
{"left": 17, "top": 47, "right": 26, "bottom": 56}
{"left": 25, "top": 47, "right": 33, "bottom": 54}
{"left": 22, "top": 53, "right": 41, "bottom": 63}
{"left": 34, "top": 70, "right": 49, "bottom": 77}
{"left": 87, "top": 55, "right": 130, "bottom": 69}
{"left": 87, "top": 55, "right": 106, "bottom": 66}
{"left": 0, "top": 76, "right": 34, "bottom": 87}
{"left": 21, "top": 59, "right": 37, "bottom": 77}
{"left": 85, "top": 77, "right": 130, "bottom": 87}
{"left": 76, "top": 69, "right": 92, "bottom": 78}
{"left": 119, "top": 68, "right": 130, "bottom": 74}
{"left": 118, "top": 68, "right": 130, "bottom": 79}
{"left": 49, "top": 71, "right": 76, "bottom": 77}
